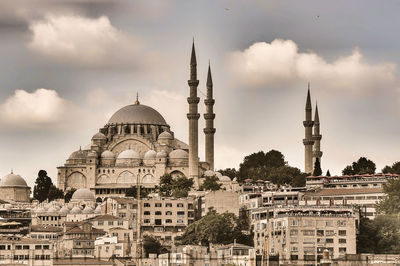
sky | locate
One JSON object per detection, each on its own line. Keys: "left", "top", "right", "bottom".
{"left": 1, "top": 0, "right": 400, "bottom": 187}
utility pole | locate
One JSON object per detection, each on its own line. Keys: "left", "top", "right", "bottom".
{"left": 136, "top": 174, "right": 142, "bottom": 266}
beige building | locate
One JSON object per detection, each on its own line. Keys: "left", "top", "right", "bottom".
{"left": 0, "top": 172, "right": 30, "bottom": 203}
{"left": 201, "top": 190, "right": 239, "bottom": 216}
{"left": 251, "top": 206, "right": 358, "bottom": 264}
{"left": 0, "top": 235, "right": 53, "bottom": 265}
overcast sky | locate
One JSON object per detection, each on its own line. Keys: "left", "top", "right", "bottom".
{"left": 1, "top": 0, "right": 400, "bottom": 187}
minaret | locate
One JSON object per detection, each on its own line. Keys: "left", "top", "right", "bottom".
{"left": 313, "top": 102, "right": 323, "bottom": 166}
{"left": 303, "top": 85, "right": 315, "bottom": 174}
{"left": 204, "top": 62, "right": 216, "bottom": 170}
{"left": 187, "top": 41, "right": 200, "bottom": 180}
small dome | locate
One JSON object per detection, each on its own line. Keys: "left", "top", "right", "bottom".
{"left": 70, "top": 206, "right": 82, "bottom": 214}
{"left": 92, "top": 132, "right": 107, "bottom": 140}
{"left": 101, "top": 150, "right": 115, "bottom": 159}
{"left": 35, "top": 206, "right": 46, "bottom": 213}
{"left": 118, "top": 149, "right": 140, "bottom": 159}
{"left": 158, "top": 131, "right": 173, "bottom": 140}
{"left": 215, "top": 172, "right": 223, "bottom": 178}
{"left": 94, "top": 205, "right": 101, "bottom": 214}
{"left": 204, "top": 170, "right": 216, "bottom": 177}
{"left": 69, "top": 149, "right": 87, "bottom": 160}
{"left": 219, "top": 176, "right": 231, "bottom": 182}
{"left": 0, "top": 173, "right": 28, "bottom": 187}
{"left": 156, "top": 150, "right": 167, "bottom": 158}
{"left": 82, "top": 205, "right": 94, "bottom": 214}
{"left": 144, "top": 150, "right": 157, "bottom": 160}
{"left": 71, "top": 188, "right": 95, "bottom": 202}
{"left": 169, "top": 149, "right": 189, "bottom": 159}
{"left": 47, "top": 206, "right": 59, "bottom": 213}
{"left": 59, "top": 206, "right": 70, "bottom": 215}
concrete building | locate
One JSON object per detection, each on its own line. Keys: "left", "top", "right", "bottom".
{"left": 57, "top": 43, "right": 217, "bottom": 196}
{"left": 0, "top": 172, "right": 30, "bottom": 203}
{"left": 216, "top": 242, "right": 256, "bottom": 266}
{"left": 251, "top": 206, "right": 358, "bottom": 265}
{"left": 201, "top": 190, "right": 239, "bottom": 216}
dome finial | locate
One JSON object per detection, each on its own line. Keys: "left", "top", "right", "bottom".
{"left": 135, "top": 92, "right": 140, "bottom": 105}
{"left": 11, "top": 169, "right": 13, "bottom": 174}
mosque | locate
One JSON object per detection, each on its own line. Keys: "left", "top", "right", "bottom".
{"left": 56, "top": 43, "right": 231, "bottom": 199}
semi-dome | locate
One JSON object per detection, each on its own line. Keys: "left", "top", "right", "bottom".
{"left": 204, "top": 170, "right": 215, "bottom": 177}
{"left": 219, "top": 176, "right": 231, "bottom": 182}
{"left": 156, "top": 150, "right": 167, "bottom": 158}
{"left": 144, "top": 150, "right": 157, "bottom": 160}
{"left": 92, "top": 132, "right": 106, "bottom": 140}
{"left": 94, "top": 205, "right": 101, "bottom": 214}
{"left": 118, "top": 149, "right": 140, "bottom": 159}
{"left": 71, "top": 188, "right": 95, "bottom": 202}
{"left": 70, "top": 206, "right": 82, "bottom": 214}
{"left": 101, "top": 150, "right": 115, "bottom": 159}
{"left": 158, "top": 131, "right": 173, "bottom": 140}
{"left": 0, "top": 173, "right": 28, "bottom": 187}
{"left": 35, "top": 206, "right": 46, "bottom": 213}
{"left": 108, "top": 103, "right": 168, "bottom": 126}
{"left": 47, "top": 206, "right": 59, "bottom": 213}
{"left": 169, "top": 149, "right": 189, "bottom": 159}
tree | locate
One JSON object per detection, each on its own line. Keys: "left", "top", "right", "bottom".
{"left": 357, "top": 217, "right": 378, "bottom": 253}
{"left": 64, "top": 188, "right": 76, "bottom": 203}
{"left": 382, "top": 162, "right": 400, "bottom": 174}
{"left": 48, "top": 185, "right": 64, "bottom": 202}
{"left": 342, "top": 157, "right": 376, "bottom": 175}
{"left": 218, "top": 168, "right": 238, "bottom": 179}
{"left": 200, "top": 175, "right": 222, "bottom": 191}
{"left": 268, "top": 166, "right": 307, "bottom": 187}
{"left": 178, "top": 210, "right": 252, "bottom": 246}
{"left": 125, "top": 186, "right": 150, "bottom": 198}
{"left": 326, "top": 170, "right": 331, "bottom": 176}
{"left": 313, "top": 158, "right": 322, "bottom": 176}
{"left": 158, "top": 174, "right": 194, "bottom": 198}
{"left": 33, "top": 170, "right": 53, "bottom": 202}
{"left": 376, "top": 179, "right": 400, "bottom": 214}
{"left": 143, "top": 235, "right": 162, "bottom": 257}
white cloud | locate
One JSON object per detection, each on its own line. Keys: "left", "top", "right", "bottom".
{"left": 28, "top": 15, "right": 142, "bottom": 66}
{"left": 0, "top": 88, "right": 67, "bottom": 126}
{"left": 228, "top": 39, "right": 397, "bottom": 91}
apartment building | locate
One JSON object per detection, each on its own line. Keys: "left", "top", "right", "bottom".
{"left": 251, "top": 206, "right": 358, "bottom": 265}
{"left": 201, "top": 190, "right": 239, "bottom": 216}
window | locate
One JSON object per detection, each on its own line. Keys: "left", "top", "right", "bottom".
{"left": 177, "top": 203, "right": 184, "bottom": 207}
{"left": 155, "top": 219, "right": 162, "bottom": 225}
{"left": 290, "top": 220, "right": 298, "bottom": 226}
{"left": 155, "top": 211, "right": 162, "bottom": 215}
{"left": 177, "top": 211, "right": 185, "bottom": 216}
{"left": 339, "top": 230, "right": 346, "bottom": 236}
{"left": 16, "top": 245, "right": 22, "bottom": 250}
{"left": 338, "top": 220, "right": 347, "bottom": 227}
{"left": 326, "top": 230, "right": 334, "bottom": 236}
{"left": 326, "top": 238, "right": 334, "bottom": 243}
{"left": 339, "top": 239, "right": 346, "bottom": 244}
{"left": 177, "top": 219, "right": 184, "bottom": 224}
{"left": 144, "top": 211, "right": 150, "bottom": 215}
{"left": 43, "top": 245, "right": 49, "bottom": 249}
{"left": 108, "top": 221, "right": 114, "bottom": 226}
{"left": 112, "top": 233, "right": 118, "bottom": 237}
{"left": 144, "top": 219, "right": 150, "bottom": 223}
{"left": 118, "top": 221, "right": 124, "bottom": 226}
{"left": 116, "top": 246, "right": 122, "bottom": 250}
{"left": 317, "top": 230, "right": 324, "bottom": 236}
{"left": 119, "top": 213, "right": 126, "bottom": 218}
{"left": 290, "top": 230, "right": 298, "bottom": 236}
{"left": 144, "top": 203, "right": 151, "bottom": 207}
{"left": 166, "top": 211, "right": 172, "bottom": 215}
{"left": 35, "top": 245, "right": 42, "bottom": 250}
{"left": 339, "top": 247, "right": 347, "bottom": 253}
{"left": 155, "top": 203, "right": 162, "bottom": 207}
{"left": 124, "top": 233, "right": 130, "bottom": 238}
{"left": 0, "top": 246, "right": 5, "bottom": 250}
{"left": 303, "top": 230, "right": 314, "bottom": 236}
{"left": 166, "top": 203, "right": 172, "bottom": 207}
{"left": 23, "top": 245, "right": 29, "bottom": 250}
{"left": 291, "top": 246, "right": 298, "bottom": 252}
{"left": 166, "top": 219, "right": 172, "bottom": 223}
{"left": 188, "top": 204, "right": 194, "bottom": 209}
{"left": 98, "top": 221, "right": 104, "bottom": 226}
{"left": 325, "top": 221, "right": 333, "bottom": 227}
{"left": 290, "top": 255, "right": 298, "bottom": 261}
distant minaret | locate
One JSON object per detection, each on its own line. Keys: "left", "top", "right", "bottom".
{"left": 313, "top": 103, "right": 323, "bottom": 166}
{"left": 187, "top": 41, "right": 200, "bottom": 180}
{"left": 204, "top": 62, "right": 216, "bottom": 170}
{"left": 303, "top": 84, "right": 315, "bottom": 174}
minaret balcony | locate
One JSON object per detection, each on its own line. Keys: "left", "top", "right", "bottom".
{"left": 313, "top": 151, "right": 323, "bottom": 157}
{"left": 303, "top": 139, "right": 315, "bottom": 145}
{"left": 312, "top": 134, "right": 322, "bottom": 141}
{"left": 204, "top": 99, "right": 215, "bottom": 105}
{"left": 204, "top": 113, "right": 215, "bottom": 120}
{"left": 187, "top": 113, "right": 200, "bottom": 120}
{"left": 188, "top": 80, "right": 199, "bottom": 86}
{"left": 187, "top": 97, "right": 200, "bottom": 104}
{"left": 203, "top": 128, "right": 216, "bottom": 134}
{"left": 303, "top": 121, "right": 314, "bottom": 127}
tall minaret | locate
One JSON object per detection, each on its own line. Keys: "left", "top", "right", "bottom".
{"left": 204, "top": 62, "right": 216, "bottom": 170}
{"left": 303, "top": 85, "right": 315, "bottom": 174}
{"left": 313, "top": 103, "right": 323, "bottom": 166}
{"left": 187, "top": 41, "right": 200, "bottom": 180}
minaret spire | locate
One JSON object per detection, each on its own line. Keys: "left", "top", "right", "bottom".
{"left": 313, "top": 101, "right": 323, "bottom": 168}
{"left": 135, "top": 92, "right": 140, "bottom": 105}
{"left": 204, "top": 61, "right": 216, "bottom": 170}
{"left": 303, "top": 84, "right": 315, "bottom": 174}
{"left": 187, "top": 40, "right": 200, "bottom": 185}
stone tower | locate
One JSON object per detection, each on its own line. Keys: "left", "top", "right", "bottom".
{"left": 204, "top": 63, "right": 216, "bottom": 170}
{"left": 313, "top": 103, "right": 323, "bottom": 166}
{"left": 187, "top": 41, "right": 200, "bottom": 179}
{"left": 303, "top": 85, "right": 315, "bottom": 174}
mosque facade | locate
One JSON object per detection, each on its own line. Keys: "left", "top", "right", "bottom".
{"left": 56, "top": 43, "right": 224, "bottom": 199}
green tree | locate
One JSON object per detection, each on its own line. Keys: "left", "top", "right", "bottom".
{"left": 376, "top": 179, "right": 400, "bottom": 214}
{"left": 158, "top": 175, "right": 194, "bottom": 198}
{"left": 357, "top": 217, "right": 378, "bottom": 253}
{"left": 382, "top": 162, "right": 400, "bottom": 174}
{"left": 33, "top": 170, "right": 53, "bottom": 202}
{"left": 326, "top": 170, "right": 331, "bottom": 176}
{"left": 269, "top": 166, "right": 307, "bottom": 187}
{"left": 178, "top": 210, "right": 252, "bottom": 246}
{"left": 313, "top": 158, "right": 322, "bottom": 176}
{"left": 125, "top": 186, "right": 150, "bottom": 198}
{"left": 158, "top": 174, "right": 174, "bottom": 197}
{"left": 342, "top": 157, "right": 376, "bottom": 175}
{"left": 200, "top": 175, "right": 222, "bottom": 191}
{"left": 143, "top": 235, "right": 162, "bottom": 257}
{"left": 218, "top": 168, "right": 238, "bottom": 179}
{"left": 48, "top": 185, "right": 64, "bottom": 202}
{"left": 64, "top": 188, "right": 76, "bottom": 203}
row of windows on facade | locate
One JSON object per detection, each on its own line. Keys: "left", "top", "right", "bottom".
{"left": 96, "top": 220, "right": 125, "bottom": 226}
{"left": 257, "top": 229, "right": 347, "bottom": 238}
{"left": 266, "top": 248, "right": 347, "bottom": 259}
{"left": 308, "top": 195, "right": 383, "bottom": 200}
{"left": 143, "top": 203, "right": 191, "bottom": 208}
{"left": 143, "top": 211, "right": 188, "bottom": 216}
{"left": 254, "top": 219, "right": 349, "bottom": 228}
{"left": 98, "top": 168, "right": 155, "bottom": 175}
{"left": 143, "top": 219, "right": 186, "bottom": 224}
{"left": 0, "top": 244, "right": 50, "bottom": 250}
{"left": 3, "top": 255, "right": 51, "bottom": 261}
{"left": 31, "top": 234, "right": 58, "bottom": 239}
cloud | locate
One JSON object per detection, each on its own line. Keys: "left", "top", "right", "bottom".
{"left": 228, "top": 39, "right": 397, "bottom": 91}
{"left": 28, "top": 15, "right": 143, "bottom": 67}
{"left": 0, "top": 88, "right": 68, "bottom": 127}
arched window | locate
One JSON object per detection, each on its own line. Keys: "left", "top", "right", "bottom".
{"left": 155, "top": 211, "right": 162, "bottom": 215}
{"left": 142, "top": 174, "right": 155, "bottom": 184}
{"left": 67, "top": 172, "right": 87, "bottom": 188}
{"left": 166, "top": 211, "right": 172, "bottom": 216}
{"left": 166, "top": 219, "right": 172, "bottom": 224}
{"left": 117, "top": 171, "right": 135, "bottom": 184}
{"left": 97, "top": 175, "right": 110, "bottom": 184}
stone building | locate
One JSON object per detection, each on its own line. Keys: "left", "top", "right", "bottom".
{"left": 0, "top": 172, "right": 30, "bottom": 203}
{"left": 57, "top": 43, "right": 217, "bottom": 197}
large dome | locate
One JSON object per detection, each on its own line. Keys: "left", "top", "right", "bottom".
{"left": 71, "top": 188, "right": 95, "bottom": 202}
{"left": 108, "top": 103, "right": 168, "bottom": 126}
{"left": 0, "top": 173, "right": 28, "bottom": 187}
